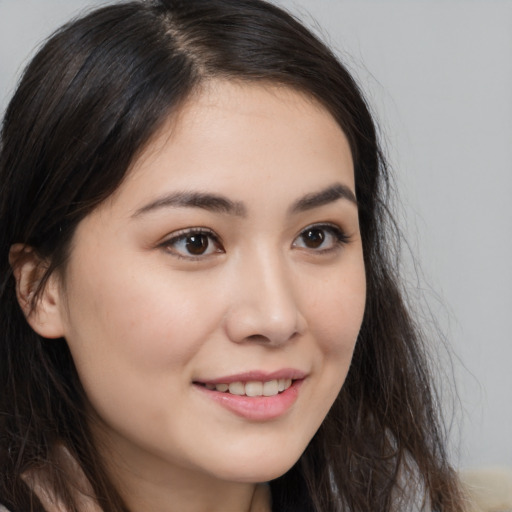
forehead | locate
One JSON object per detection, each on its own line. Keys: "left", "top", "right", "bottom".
{"left": 111, "top": 80, "right": 354, "bottom": 211}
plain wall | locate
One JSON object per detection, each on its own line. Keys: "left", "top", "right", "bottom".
{"left": 1, "top": 0, "right": 511, "bottom": 469}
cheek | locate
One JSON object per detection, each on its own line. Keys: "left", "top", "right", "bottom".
{"left": 60, "top": 259, "right": 230, "bottom": 443}
{"left": 304, "top": 265, "right": 366, "bottom": 357}
{"left": 62, "top": 255, "right": 225, "bottom": 378}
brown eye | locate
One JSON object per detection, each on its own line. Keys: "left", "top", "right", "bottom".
{"left": 301, "top": 228, "right": 325, "bottom": 249}
{"left": 163, "top": 229, "right": 223, "bottom": 259}
{"left": 293, "top": 224, "right": 349, "bottom": 252}
{"left": 185, "top": 234, "right": 210, "bottom": 255}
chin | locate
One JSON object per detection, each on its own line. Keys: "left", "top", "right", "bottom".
{"left": 209, "top": 448, "right": 305, "bottom": 484}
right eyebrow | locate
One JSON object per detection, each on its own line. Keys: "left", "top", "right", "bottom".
{"left": 131, "top": 191, "right": 247, "bottom": 218}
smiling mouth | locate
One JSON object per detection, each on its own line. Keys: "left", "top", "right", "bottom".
{"left": 196, "top": 379, "right": 293, "bottom": 397}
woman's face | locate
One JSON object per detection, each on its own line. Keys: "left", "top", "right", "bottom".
{"left": 54, "top": 81, "right": 366, "bottom": 486}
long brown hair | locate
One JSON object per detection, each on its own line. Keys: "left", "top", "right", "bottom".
{"left": 0, "top": 1, "right": 466, "bottom": 510}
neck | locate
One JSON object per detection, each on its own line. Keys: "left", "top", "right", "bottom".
{"left": 116, "top": 473, "right": 271, "bottom": 512}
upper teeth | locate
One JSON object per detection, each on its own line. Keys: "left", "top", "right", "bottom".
{"left": 204, "top": 379, "right": 292, "bottom": 397}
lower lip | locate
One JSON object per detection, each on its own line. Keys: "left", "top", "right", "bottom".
{"left": 195, "top": 380, "right": 303, "bottom": 421}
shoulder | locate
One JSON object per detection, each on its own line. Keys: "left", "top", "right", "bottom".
{"left": 0, "top": 505, "right": 12, "bottom": 512}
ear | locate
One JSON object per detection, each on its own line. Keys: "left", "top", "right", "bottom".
{"left": 9, "top": 243, "right": 66, "bottom": 339}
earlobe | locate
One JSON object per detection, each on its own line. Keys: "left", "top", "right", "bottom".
{"left": 9, "top": 243, "right": 66, "bottom": 339}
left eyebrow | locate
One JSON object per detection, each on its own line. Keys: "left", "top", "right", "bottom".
{"left": 289, "top": 183, "right": 357, "bottom": 214}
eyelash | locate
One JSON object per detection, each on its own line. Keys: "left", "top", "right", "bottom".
{"left": 160, "top": 223, "right": 349, "bottom": 260}
{"left": 160, "top": 228, "right": 223, "bottom": 260}
{"left": 292, "top": 223, "right": 350, "bottom": 254}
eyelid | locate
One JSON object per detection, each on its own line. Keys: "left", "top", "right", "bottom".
{"left": 292, "top": 222, "right": 350, "bottom": 251}
{"left": 161, "top": 226, "right": 218, "bottom": 241}
{"left": 159, "top": 227, "right": 224, "bottom": 260}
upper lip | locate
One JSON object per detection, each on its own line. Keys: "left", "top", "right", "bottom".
{"left": 195, "top": 368, "right": 308, "bottom": 385}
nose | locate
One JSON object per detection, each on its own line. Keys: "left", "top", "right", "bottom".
{"left": 223, "top": 251, "right": 307, "bottom": 346}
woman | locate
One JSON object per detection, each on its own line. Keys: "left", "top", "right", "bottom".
{"left": 0, "top": 0, "right": 466, "bottom": 510}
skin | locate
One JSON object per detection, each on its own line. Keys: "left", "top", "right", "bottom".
{"left": 17, "top": 81, "right": 366, "bottom": 512}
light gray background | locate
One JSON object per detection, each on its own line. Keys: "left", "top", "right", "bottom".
{"left": 1, "top": 0, "right": 511, "bottom": 470}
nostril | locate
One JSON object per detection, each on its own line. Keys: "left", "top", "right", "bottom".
{"left": 246, "top": 334, "right": 270, "bottom": 342}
